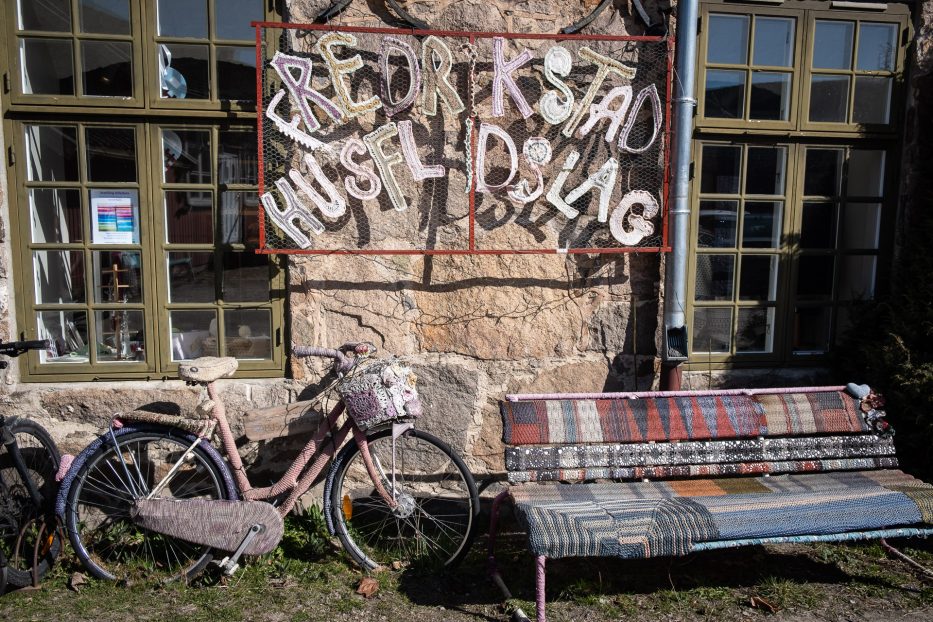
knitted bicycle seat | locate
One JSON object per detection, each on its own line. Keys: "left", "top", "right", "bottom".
{"left": 179, "top": 357, "right": 238, "bottom": 383}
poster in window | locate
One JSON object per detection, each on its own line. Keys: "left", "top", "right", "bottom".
{"left": 91, "top": 190, "right": 140, "bottom": 244}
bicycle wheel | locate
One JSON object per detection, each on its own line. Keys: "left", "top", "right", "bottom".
{"left": 65, "top": 429, "right": 230, "bottom": 582}
{"left": 327, "top": 427, "right": 479, "bottom": 571}
{"left": 0, "top": 418, "right": 61, "bottom": 588}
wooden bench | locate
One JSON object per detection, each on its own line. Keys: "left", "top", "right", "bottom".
{"left": 486, "top": 385, "right": 933, "bottom": 622}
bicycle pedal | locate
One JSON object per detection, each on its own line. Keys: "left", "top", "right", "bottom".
{"left": 216, "top": 557, "right": 240, "bottom": 576}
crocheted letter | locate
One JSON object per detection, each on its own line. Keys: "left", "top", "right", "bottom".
{"left": 379, "top": 37, "right": 421, "bottom": 117}
{"left": 545, "top": 150, "right": 581, "bottom": 219}
{"left": 491, "top": 37, "right": 533, "bottom": 119}
{"left": 398, "top": 120, "right": 444, "bottom": 181}
{"left": 619, "top": 84, "right": 663, "bottom": 154}
{"left": 563, "top": 157, "right": 620, "bottom": 222}
{"left": 363, "top": 122, "right": 408, "bottom": 211}
{"left": 421, "top": 36, "right": 465, "bottom": 117}
{"left": 269, "top": 52, "right": 343, "bottom": 132}
{"left": 508, "top": 137, "right": 552, "bottom": 205}
{"left": 316, "top": 32, "right": 382, "bottom": 119}
{"left": 288, "top": 153, "right": 347, "bottom": 219}
{"left": 475, "top": 122, "right": 519, "bottom": 194}
{"left": 577, "top": 86, "right": 633, "bottom": 144}
{"left": 265, "top": 89, "right": 331, "bottom": 152}
{"left": 609, "top": 190, "right": 660, "bottom": 245}
{"left": 340, "top": 138, "right": 382, "bottom": 201}
{"left": 261, "top": 178, "right": 326, "bottom": 249}
{"left": 540, "top": 46, "right": 575, "bottom": 125}
{"left": 562, "top": 47, "right": 636, "bottom": 138}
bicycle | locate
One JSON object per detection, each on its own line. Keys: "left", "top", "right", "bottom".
{"left": 0, "top": 340, "right": 62, "bottom": 591}
{"left": 57, "top": 342, "right": 479, "bottom": 582}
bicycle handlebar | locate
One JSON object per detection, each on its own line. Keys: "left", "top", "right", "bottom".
{"left": 292, "top": 343, "right": 378, "bottom": 374}
{"left": 0, "top": 340, "right": 51, "bottom": 357}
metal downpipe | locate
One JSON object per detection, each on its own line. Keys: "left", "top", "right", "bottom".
{"left": 661, "top": 0, "right": 699, "bottom": 390}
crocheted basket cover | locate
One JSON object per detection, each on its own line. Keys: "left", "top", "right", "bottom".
{"left": 336, "top": 359, "right": 422, "bottom": 430}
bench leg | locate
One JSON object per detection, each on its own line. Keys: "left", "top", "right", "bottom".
{"left": 535, "top": 555, "right": 547, "bottom": 622}
{"left": 487, "top": 490, "right": 535, "bottom": 622}
{"left": 880, "top": 538, "right": 933, "bottom": 578}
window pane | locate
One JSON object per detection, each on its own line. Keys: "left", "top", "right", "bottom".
{"left": 38, "top": 311, "right": 89, "bottom": 363}
{"left": 698, "top": 201, "right": 738, "bottom": 248}
{"left": 804, "top": 149, "right": 842, "bottom": 197}
{"left": 18, "top": 0, "right": 71, "bottom": 32}
{"left": 796, "top": 256, "right": 835, "bottom": 300}
{"left": 31, "top": 189, "right": 83, "bottom": 243}
{"left": 160, "top": 44, "right": 209, "bottom": 99}
{"left": 219, "top": 131, "right": 258, "bottom": 185}
{"left": 753, "top": 17, "right": 794, "bottom": 67}
{"left": 93, "top": 251, "right": 142, "bottom": 303}
{"left": 742, "top": 201, "right": 782, "bottom": 248}
{"left": 224, "top": 309, "right": 272, "bottom": 360}
{"left": 163, "top": 129, "right": 211, "bottom": 184}
{"left": 800, "top": 202, "right": 837, "bottom": 249}
{"left": 81, "top": 40, "right": 133, "bottom": 97}
{"left": 95, "top": 310, "right": 145, "bottom": 361}
{"left": 708, "top": 15, "right": 749, "bottom": 64}
{"left": 736, "top": 308, "right": 775, "bottom": 353}
{"left": 26, "top": 125, "right": 79, "bottom": 181}
{"left": 165, "top": 191, "right": 213, "bottom": 244}
{"left": 838, "top": 255, "right": 877, "bottom": 301}
{"left": 847, "top": 150, "right": 885, "bottom": 197}
{"left": 739, "top": 255, "right": 778, "bottom": 301}
{"left": 809, "top": 75, "right": 849, "bottom": 123}
{"left": 168, "top": 252, "right": 215, "bottom": 303}
{"left": 86, "top": 127, "right": 137, "bottom": 182}
{"left": 20, "top": 38, "right": 75, "bottom": 95}
{"left": 745, "top": 147, "right": 786, "bottom": 195}
{"left": 215, "top": 0, "right": 263, "bottom": 40}
{"left": 700, "top": 145, "right": 741, "bottom": 194}
{"left": 220, "top": 192, "right": 260, "bottom": 245}
{"left": 693, "top": 307, "right": 732, "bottom": 353}
{"left": 170, "top": 310, "right": 217, "bottom": 360}
{"left": 853, "top": 77, "right": 892, "bottom": 125}
{"left": 157, "top": 0, "right": 207, "bottom": 38}
{"left": 79, "top": 0, "right": 130, "bottom": 35}
{"left": 793, "top": 306, "right": 831, "bottom": 354}
{"left": 217, "top": 46, "right": 256, "bottom": 101}
{"left": 857, "top": 23, "right": 897, "bottom": 71}
{"left": 34, "top": 250, "right": 85, "bottom": 303}
{"left": 705, "top": 70, "right": 746, "bottom": 119}
{"left": 842, "top": 203, "right": 881, "bottom": 250}
{"left": 222, "top": 253, "right": 270, "bottom": 302}
{"left": 749, "top": 72, "right": 790, "bottom": 121}
{"left": 695, "top": 255, "right": 735, "bottom": 301}
{"left": 813, "top": 21, "right": 854, "bottom": 69}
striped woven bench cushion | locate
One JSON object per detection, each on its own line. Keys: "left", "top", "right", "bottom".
{"left": 510, "top": 470, "right": 933, "bottom": 559}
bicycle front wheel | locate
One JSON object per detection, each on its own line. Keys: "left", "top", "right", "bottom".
{"left": 327, "top": 427, "right": 479, "bottom": 571}
{"left": 65, "top": 429, "right": 230, "bottom": 582}
{"left": 0, "top": 418, "right": 61, "bottom": 588}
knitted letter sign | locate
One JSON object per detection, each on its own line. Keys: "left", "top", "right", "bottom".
{"left": 317, "top": 32, "right": 382, "bottom": 119}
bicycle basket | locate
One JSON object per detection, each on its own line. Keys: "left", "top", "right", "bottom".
{"left": 336, "top": 359, "right": 423, "bottom": 430}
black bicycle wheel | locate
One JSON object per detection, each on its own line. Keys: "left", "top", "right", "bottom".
{"left": 327, "top": 427, "right": 479, "bottom": 571}
{"left": 0, "top": 418, "right": 61, "bottom": 588}
{"left": 65, "top": 429, "right": 230, "bottom": 582}
{"left": 1, "top": 549, "right": 8, "bottom": 594}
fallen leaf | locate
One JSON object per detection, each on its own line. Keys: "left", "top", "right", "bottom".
{"left": 68, "top": 572, "right": 87, "bottom": 593}
{"left": 749, "top": 595, "right": 779, "bottom": 614}
{"left": 391, "top": 561, "right": 403, "bottom": 571}
{"left": 356, "top": 576, "right": 379, "bottom": 599}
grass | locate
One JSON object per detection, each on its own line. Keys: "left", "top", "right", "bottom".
{"left": 3, "top": 512, "right": 933, "bottom": 621}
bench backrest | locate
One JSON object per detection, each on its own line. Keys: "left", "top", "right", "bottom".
{"left": 500, "top": 387, "right": 896, "bottom": 483}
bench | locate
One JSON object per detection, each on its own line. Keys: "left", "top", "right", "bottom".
{"left": 486, "top": 385, "right": 933, "bottom": 622}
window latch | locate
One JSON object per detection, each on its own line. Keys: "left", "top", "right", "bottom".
{"left": 2, "top": 73, "right": 9, "bottom": 94}
{"left": 6, "top": 146, "right": 14, "bottom": 167}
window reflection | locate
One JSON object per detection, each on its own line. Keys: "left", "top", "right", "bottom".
{"left": 95, "top": 310, "right": 145, "bottom": 361}
{"left": 38, "top": 311, "right": 89, "bottom": 364}
{"left": 224, "top": 309, "right": 272, "bottom": 359}
{"left": 34, "top": 251, "right": 86, "bottom": 304}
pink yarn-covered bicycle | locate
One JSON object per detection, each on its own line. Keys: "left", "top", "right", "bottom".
{"left": 58, "top": 343, "right": 479, "bottom": 582}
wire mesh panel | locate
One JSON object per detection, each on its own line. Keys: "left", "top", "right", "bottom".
{"left": 256, "top": 23, "right": 673, "bottom": 255}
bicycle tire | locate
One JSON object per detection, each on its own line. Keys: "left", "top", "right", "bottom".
{"left": 327, "top": 427, "right": 479, "bottom": 571}
{"left": 65, "top": 429, "right": 232, "bottom": 582}
{"left": 0, "top": 418, "right": 61, "bottom": 588}
{"left": 1, "top": 549, "right": 8, "bottom": 594}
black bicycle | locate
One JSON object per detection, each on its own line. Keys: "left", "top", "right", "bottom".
{"left": 0, "top": 340, "right": 62, "bottom": 591}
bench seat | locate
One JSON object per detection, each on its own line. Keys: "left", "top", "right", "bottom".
{"left": 511, "top": 470, "right": 933, "bottom": 559}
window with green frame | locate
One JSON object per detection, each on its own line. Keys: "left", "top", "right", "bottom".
{"left": 2, "top": 0, "right": 283, "bottom": 380}
{"left": 689, "top": 1, "right": 908, "bottom": 365}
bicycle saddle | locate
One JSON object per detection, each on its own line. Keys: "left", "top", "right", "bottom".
{"left": 179, "top": 356, "right": 238, "bottom": 383}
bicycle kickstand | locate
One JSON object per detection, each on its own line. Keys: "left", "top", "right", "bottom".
{"left": 216, "top": 524, "right": 264, "bottom": 576}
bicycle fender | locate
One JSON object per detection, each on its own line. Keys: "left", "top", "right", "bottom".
{"left": 55, "top": 424, "right": 238, "bottom": 518}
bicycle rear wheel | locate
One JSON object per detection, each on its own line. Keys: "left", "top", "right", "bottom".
{"left": 0, "top": 418, "right": 61, "bottom": 588}
{"left": 327, "top": 427, "right": 479, "bottom": 571}
{"left": 65, "top": 429, "right": 231, "bottom": 582}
